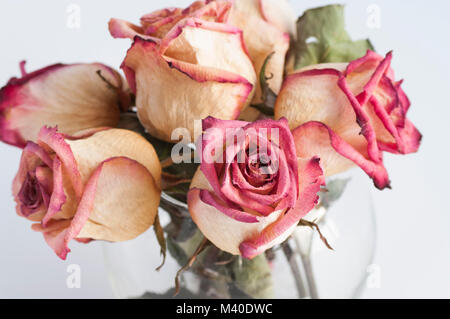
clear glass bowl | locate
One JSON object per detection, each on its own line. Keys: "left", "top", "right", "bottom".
{"left": 102, "top": 168, "right": 376, "bottom": 299}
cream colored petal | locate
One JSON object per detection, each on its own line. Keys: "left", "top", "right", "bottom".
{"left": 162, "top": 20, "right": 256, "bottom": 86}
{"left": 3, "top": 63, "right": 124, "bottom": 145}
{"left": 259, "top": 0, "right": 297, "bottom": 38}
{"left": 275, "top": 63, "right": 369, "bottom": 157}
{"left": 123, "top": 36, "right": 254, "bottom": 142}
{"left": 228, "top": 0, "right": 290, "bottom": 103}
{"left": 66, "top": 128, "right": 162, "bottom": 187}
{"left": 77, "top": 157, "right": 160, "bottom": 242}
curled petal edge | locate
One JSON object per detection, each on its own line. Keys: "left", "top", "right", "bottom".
{"left": 292, "top": 121, "right": 390, "bottom": 190}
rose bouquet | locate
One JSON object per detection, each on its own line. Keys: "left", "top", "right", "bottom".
{"left": 1, "top": 1, "right": 421, "bottom": 299}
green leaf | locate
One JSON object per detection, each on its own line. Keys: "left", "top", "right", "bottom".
{"left": 230, "top": 255, "right": 274, "bottom": 299}
{"left": 294, "top": 4, "right": 374, "bottom": 69}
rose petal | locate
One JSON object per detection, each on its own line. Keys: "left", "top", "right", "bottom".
{"left": 292, "top": 121, "right": 390, "bottom": 189}
{"left": 188, "top": 169, "right": 284, "bottom": 255}
{"left": 65, "top": 128, "right": 161, "bottom": 187}
{"left": 110, "top": 1, "right": 232, "bottom": 40}
{"left": 275, "top": 51, "right": 421, "bottom": 182}
{"left": 38, "top": 127, "right": 83, "bottom": 199}
{"left": 12, "top": 142, "right": 52, "bottom": 202}
{"left": 77, "top": 157, "right": 161, "bottom": 242}
{"left": 0, "top": 63, "right": 125, "bottom": 148}
{"left": 258, "top": 0, "right": 297, "bottom": 37}
{"left": 239, "top": 157, "right": 324, "bottom": 259}
{"left": 37, "top": 157, "right": 160, "bottom": 260}
{"left": 35, "top": 166, "right": 53, "bottom": 195}
{"left": 108, "top": 18, "right": 147, "bottom": 39}
{"left": 199, "top": 117, "right": 298, "bottom": 213}
{"left": 275, "top": 66, "right": 364, "bottom": 148}
{"left": 122, "top": 28, "right": 255, "bottom": 142}
{"left": 41, "top": 158, "right": 67, "bottom": 227}
{"left": 140, "top": 8, "right": 184, "bottom": 38}
{"left": 228, "top": 0, "right": 290, "bottom": 103}
{"left": 198, "top": 188, "right": 260, "bottom": 223}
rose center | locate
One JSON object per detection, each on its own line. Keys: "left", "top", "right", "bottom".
{"left": 18, "top": 173, "right": 43, "bottom": 211}
{"left": 241, "top": 145, "right": 279, "bottom": 187}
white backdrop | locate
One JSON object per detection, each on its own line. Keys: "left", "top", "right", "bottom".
{"left": 0, "top": 0, "right": 449, "bottom": 298}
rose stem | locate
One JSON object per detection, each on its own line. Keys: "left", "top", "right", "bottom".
{"left": 282, "top": 241, "right": 307, "bottom": 298}
{"left": 301, "top": 254, "right": 319, "bottom": 299}
{"left": 174, "top": 237, "right": 210, "bottom": 296}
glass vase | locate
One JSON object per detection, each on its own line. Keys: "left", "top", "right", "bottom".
{"left": 102, "top": 168, "right": 375, "bottom": 299}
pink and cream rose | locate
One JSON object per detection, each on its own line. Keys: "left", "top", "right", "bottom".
{"left": 13, "top": 127, "right": 161, "bottom": 259}
{"left": 109, "top": 0, "right": 232, "bottom": 40}
{"left": 109, "top": 0, "right": 296, "bottom": 102}
{"left": 120, "top": 18, "right": 256, "bottom": 142}
{"left": 275, "top": 50, "right": 422, "bottom": 189}
{"left": 187, "top": 117, "right": 323, "bottom": 259}
{"left": 0, "top": 62, "right": 130, "bottom": 148}
{"left": 109, "top": 0, "right": 297, "bottom": 142}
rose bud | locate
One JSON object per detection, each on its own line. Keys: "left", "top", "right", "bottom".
{"left": 109, "top": 0, "right": 232, "bottom": 40}
{"left": 12, "top": 127, "right": 161, "bottom": 259}
{"left": 0, "top": 62, "right": 129, "bottom": 148}
{"left": 275, "top": 51, "right": 422, "bottom": 189}
{"left": 121, "top": 18, "right": 256, "bottom": 142}
{"left": 228, "top": 0, "right": 296, "bottom": 103}
{"left": 187, "top": 117, "right": 323, "bottom": 259}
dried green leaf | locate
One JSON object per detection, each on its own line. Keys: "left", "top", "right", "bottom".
{"left": 230, "top": 255, "right": 274, "bottom": 299}
{"left": 294, "top": 4, "right": 374, "bottom": 69}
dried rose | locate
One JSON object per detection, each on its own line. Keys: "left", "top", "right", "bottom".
{"left": 109, "top": 0, "right": 232, "bottom": 40}
{"left": 109, "top": 0, "right": 296, "bottom": 105}
{"left": 275, "top": 50, "right": 422, "bottom": 189}
{"left": 187, "top": 117, "right": 323, "bottom": 259}
{"left": 0, "top": 62, "right": 129, "bottom": 148}
{"left": 121, "top": 18, "right": 256, "bottom": 142}
{"left": 12, "top": 127, "right": 161, "bottom": 259}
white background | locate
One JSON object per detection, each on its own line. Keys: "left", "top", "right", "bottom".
{"left": 0, "top": 0, "right": 449, "bottom": 298}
